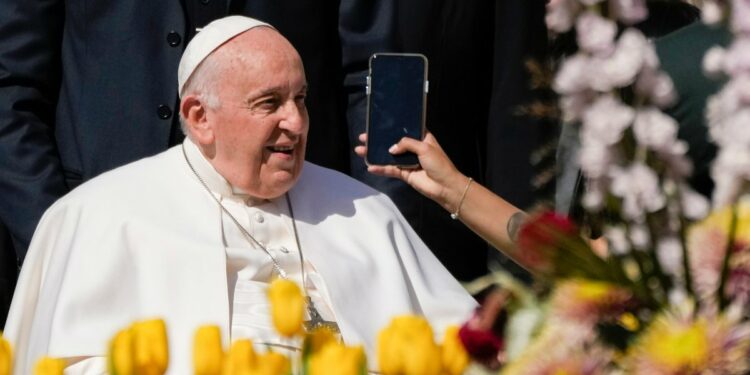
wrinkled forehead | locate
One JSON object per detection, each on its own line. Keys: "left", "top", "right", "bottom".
{"left": 214, "top": 27, "right": 301, "bottom": 67}
{"left": 182, "top": 28, "right": 307, "bottom": 99}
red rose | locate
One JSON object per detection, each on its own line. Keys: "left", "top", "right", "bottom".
{"left": 458, "top": 289, "right": 508, "bottom": 369}
{"left": 515, "top": 211, "right": 579, "bottom": 274}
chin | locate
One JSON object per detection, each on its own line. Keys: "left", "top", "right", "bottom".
{"left": 263, "top": 172, "right": 301, "bottom": 197}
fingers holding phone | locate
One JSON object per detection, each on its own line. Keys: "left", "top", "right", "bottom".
{"left": 357, "top": 131, "right": 465, "bottom": 204}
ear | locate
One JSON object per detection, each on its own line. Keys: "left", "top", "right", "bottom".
{"left": 180, "top": 94, "right": 214, "bottom": 145}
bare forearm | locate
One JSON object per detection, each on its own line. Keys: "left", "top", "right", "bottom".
{"left": 439, "top": 174, "right": 525, "bottom": 252}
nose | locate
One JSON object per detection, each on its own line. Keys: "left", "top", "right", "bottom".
{"left": 279, "top": 100, "right": 307, "bottom": 135}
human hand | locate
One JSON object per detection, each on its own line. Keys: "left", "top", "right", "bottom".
{"left": 354, "top": 132, "right": 468, "bottom": 206}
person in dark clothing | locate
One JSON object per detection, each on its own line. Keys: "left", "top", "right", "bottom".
{"left": 340, "top": 0, "right": 550, "bottom": 281}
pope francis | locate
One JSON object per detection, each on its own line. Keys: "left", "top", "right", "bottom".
{"left": 3, "top": 16, "right": 476, "bottom": 374}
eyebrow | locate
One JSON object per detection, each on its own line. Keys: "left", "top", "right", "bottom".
{"left": 246, "top": 84, "right": 308, "bottom": 103}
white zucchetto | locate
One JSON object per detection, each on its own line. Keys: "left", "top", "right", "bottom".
{"left": 177, "top": 15, "right": 272, "bottom": 96}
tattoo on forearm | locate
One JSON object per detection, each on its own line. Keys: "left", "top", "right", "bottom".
{"left": 507, "top": 211, "right": 527, "bottom": 243}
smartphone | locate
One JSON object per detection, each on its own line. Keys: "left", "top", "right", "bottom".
{"left": 365, "top": 53, "right": 428, "bottom": 167}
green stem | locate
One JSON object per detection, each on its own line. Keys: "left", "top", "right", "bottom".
{"left": 718, "top": 205, "right": 738, "bottom": 310}
{"left": 624, "top": 221, "right": 667, "bottom": 307}
{"left": 678, "top": 214, "right": 696, "bottom": 305}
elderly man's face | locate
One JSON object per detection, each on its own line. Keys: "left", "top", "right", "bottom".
{"left": 202, "top": 28, "right": 309, "bottom": 199}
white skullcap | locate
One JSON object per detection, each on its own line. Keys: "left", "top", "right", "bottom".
{"left": 177, "top": 15, "right": 272, "bottom": 96}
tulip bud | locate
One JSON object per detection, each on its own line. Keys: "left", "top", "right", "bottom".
{"left": 193, "top": 325, "right": 223, "bottom": 375}
{"left": 378, "top": 315, "right": 441, "bottom": 375}
{"left": 131, "top": 319, "right": 169, "bottom": 375}
{"left": 309, "top": 342, "right": 366, "bottom": 375}
{"left": 302, "top": 327, "right": 337, "bottom": 358}
{"left": 267, "top": 279, "right": 305, "bottom": 337}
{"left": 440, "top": 326, "right": 469, "bottom": 375}
{"left": 0, "top": 333, "right": 11, "bottom": 375}
{"left": 223, "top": 340, "right": 255, "bottom": 375}
{"left": 33, "top": 357, "right": 65, "bottom": 375}
{"left": 108, "top": 328, "right": 134, "bottom": 375}
{"left": 253, "top": 352, "right": 290, "bottom": 375}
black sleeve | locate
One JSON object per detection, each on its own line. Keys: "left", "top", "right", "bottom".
{"left": 0, "top": 0, "right": 68, "bottom": 258}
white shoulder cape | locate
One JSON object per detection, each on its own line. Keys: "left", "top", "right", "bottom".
{"left": 4, "top": 145, "right": 476, "bottom": 373}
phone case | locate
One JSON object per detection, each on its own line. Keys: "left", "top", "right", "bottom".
{"left": 365, "top": 53, "right": 428, "bottom": 168}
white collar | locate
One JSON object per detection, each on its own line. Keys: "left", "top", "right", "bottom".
{"left": 183, "top": 138, "right": 267, "bottom": 206}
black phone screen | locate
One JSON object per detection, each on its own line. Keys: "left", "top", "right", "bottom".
{"left": 366, "top": 53, "right": 427, "bottom": 166}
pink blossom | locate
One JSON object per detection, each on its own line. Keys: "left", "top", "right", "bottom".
{"left": 712, "top": 109, "right": 750, "bottom": 146}
{"left": 554, "top": 53, "right": 591, "bottom": 95}
{"left": 605, "top": 226, "right": 630, "bottom": 255}
{"left": 581, "top": 95, "right": 634, "bottom": 145}
{"left": 681, "top": 186, "right": 710, "bottom": 220}
{"left": 633, "top": 107, "right": 680, "bottom": 152}
{"left": 712, "top": 173, "right": 744, "bottom": 210}
{"left": 706, "top": 86, "right": 742, "bottom": 131}
{"left": 703, "top": 46, "right": 727, "bottom": 77}
{"left": 610, "top": 163, "right": 666, "bottom": 220}
{"left": 546, "top": 0, "right": 581, "bottom": 33}
{"left": 629, "top": 223, "right": 651, "bottom": 249}
{"left": 702, "top": 0, "right": 725, "bottom": 24}
{"left": 591, "top": 29, "right": 651, "bottom": 91}
{"left": 582, "top": 185, "right": 605, "bottom": 211}
{"left": 582, "top": 178, "right": 606, "bottom": 211}
{"left": 722, "top": 37, "right": 750, "bottom": 75}
{"left": 657, "top": 236, "right": 684, "bottom": 276}
{"left": 658, "top": 140, "right": 694, "bottom": 179}
{"left": 609, "top": 0, "right": 648, "bottom": 24}
{"left": 579, "top": 144, "right": 612, "bottom": 179}
{"left": 635, "top": 68, "right": 676, "bottom": 108}
{"left": 731, "top": 0, "right": 750, "bottom": 34}
{"left": 711, "top": 146, "right": 750, "bottom": 207}
{"left": 576, "top": 11, "right": 617, "bottom": 56}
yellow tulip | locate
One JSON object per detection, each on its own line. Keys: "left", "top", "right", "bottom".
{"left": 33, "top": 357, "right": 66, "bottom": 375}
{"left": 267, "top": 279, "right": 305, "bottom": 337}
{"left": 440, "top": 326, "right": 469, "bottom": 375}
{"left": 0, "top": 333, "right": 11, "bottom": 375}
{"left": 378, "top": 315, "right": 442, "bottom": 375}
{"left": 223, "top": 340, "right": 256, "bottom": 375}
{"left": 108, "top": 328, "right": 134, "bottom": 375}
{"left": 193, "top": 325, "right": 224, "bottom": 375}
{"left": 252, "top": 352, "right": 290, "bottom": 375}
{"left": 131, "top": 319, "right": 169, "bottom": 375}
{"left": 302, "top": 327, "right": 337, "bottom": 357}
{"left": 309, "top": 342, "right": 366, "bottom": 375}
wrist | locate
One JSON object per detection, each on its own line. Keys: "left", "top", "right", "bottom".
{"left": 441, "top": 175, "right": 472, "bottom": 217}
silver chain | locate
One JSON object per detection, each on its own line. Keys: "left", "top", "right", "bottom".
{"left": 181, "top": 143, "right": 339, "bottom": 333}
{"left": 182, "top": 143, "right": 298, "bottom": 279}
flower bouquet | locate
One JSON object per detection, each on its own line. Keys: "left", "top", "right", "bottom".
{"left": 456, "top": 0, "right": 750, "bottom": 373}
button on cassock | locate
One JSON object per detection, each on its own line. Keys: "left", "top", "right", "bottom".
{"left": 166, "top": 31, "right": 182, "bottom": 47}
{"left": 157, "top": 105, "right": 172, "bottom": 119}
{"left": 254, "top": 212, "right": 264, "bottom": 223}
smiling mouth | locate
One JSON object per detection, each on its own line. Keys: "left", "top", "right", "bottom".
{"left": 266, "top": 145, "right": 294, "bottom": 155}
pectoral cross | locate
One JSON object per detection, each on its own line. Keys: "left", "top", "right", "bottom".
{"left": 304, "top": 296, "right": 340, "bottom": 333}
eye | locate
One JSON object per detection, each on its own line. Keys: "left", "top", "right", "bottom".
{"left": 254, "top": 96, "right": 281, "bottom": 112}
{"left": 295, "top": 94, "right": 307, "bottom": 106}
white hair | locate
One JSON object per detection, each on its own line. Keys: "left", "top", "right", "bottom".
{"left": 178, "top": 51, "right": 223, "bottom": 136}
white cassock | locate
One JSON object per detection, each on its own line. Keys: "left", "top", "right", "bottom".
{"left": 4, "top": 139, "right": 477, "bottom": 374}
